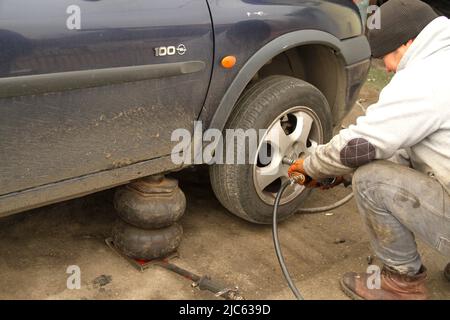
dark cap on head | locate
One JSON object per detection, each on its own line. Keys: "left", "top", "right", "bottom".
{"left": 368, "top": 0, "right": 439, "bottom": 58}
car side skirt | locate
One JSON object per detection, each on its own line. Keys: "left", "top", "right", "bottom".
{"left": 0, "top": 155, "right": 182, "bottom": 218}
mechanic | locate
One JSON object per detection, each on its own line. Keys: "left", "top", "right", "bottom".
{"left": 288, "top": 0, "right": 450, "bottom": 300}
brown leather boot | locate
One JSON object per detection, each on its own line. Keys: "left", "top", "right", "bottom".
{"left": 445, "top": 263, "right": 450, "bottom": 282}
{"left": 340, "top": 265, "right": 428, "bottom": 300}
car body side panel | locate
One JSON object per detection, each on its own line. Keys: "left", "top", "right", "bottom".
{"left": 0, "top": 0, "right": 371, "bottom": 217}
{"left": 0, "top": 0, "right": 213, "bottom": 195}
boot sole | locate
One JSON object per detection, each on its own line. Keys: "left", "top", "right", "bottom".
{"left": 339, "top": 279, "right": 364, "bottom": 300}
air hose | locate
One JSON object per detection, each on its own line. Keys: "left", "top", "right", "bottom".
{"left": 272, "top": 180, "right": 304, "bottom": 300}
{"left": 272, "top": 179, "right": 353, "bottom": 300}
{"left": 296, "top": 193, "right": 354, "bottom": 214}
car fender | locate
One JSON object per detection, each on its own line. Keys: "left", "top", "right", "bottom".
{"left": 208, "top": 30, "right": 371, "bottom": 132}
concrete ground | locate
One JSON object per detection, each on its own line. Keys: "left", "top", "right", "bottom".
{"left": 0, "top": 62, "right": 449, "bottom": 300}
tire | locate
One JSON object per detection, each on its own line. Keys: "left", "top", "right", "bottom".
{"left": 113, "top": 186, "right": 186, "bottom": 230}
{"left": 210, "top": 75, "right": 333, "bottom": 224}
{"left": 112, "top": 219, "right": 183, "bottom": 260}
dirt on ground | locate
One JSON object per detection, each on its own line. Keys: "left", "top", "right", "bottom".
{"left": 0, "top": 62, "right": 449, "bottom": 300}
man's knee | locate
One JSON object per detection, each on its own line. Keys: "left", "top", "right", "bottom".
{"left": 352, "top": 160, "right": 403, "bottom": 209}
{"left": 353, "top": 160, "right": 397, "bottom": 189}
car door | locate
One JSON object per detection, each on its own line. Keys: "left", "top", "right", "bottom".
{"left": 0, "top": 0, "right": 213, "bottom": 195}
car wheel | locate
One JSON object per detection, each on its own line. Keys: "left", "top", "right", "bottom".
{"left": 112, "top": 219, "right": 183, "bottom": 260}
{"left": 210, "top": 75, "right": 333, "bottom": 224}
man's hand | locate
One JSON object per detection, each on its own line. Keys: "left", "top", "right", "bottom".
{"left": 288, "top": 159, "right": 346, "bottom": 189}
{"left": 287, "top": 158, "right": 306, "bottom": 177}
{"left": 288, "top": 159, "right": 318, "bottom": 188}
{"left": 319, "top": 176, "right": 345, "bottom": 190}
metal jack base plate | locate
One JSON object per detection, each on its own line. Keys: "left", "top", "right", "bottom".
{"left": 105, "top": 237, "right": 244, "bottom": 300}
{"left": 105, "top": 237, "right": 179, "bottom": 272}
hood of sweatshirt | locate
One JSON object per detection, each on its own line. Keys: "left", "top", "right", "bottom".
{"left": 398, "top": 16, "right": 450, "bottom": 71}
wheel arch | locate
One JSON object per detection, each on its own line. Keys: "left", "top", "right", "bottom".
{"left": 208, "top": 30, "right": 370, "bottom": 132}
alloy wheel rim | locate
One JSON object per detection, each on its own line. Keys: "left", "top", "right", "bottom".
{"left": 252, "top": 106, "right": 323, "bottom": 205}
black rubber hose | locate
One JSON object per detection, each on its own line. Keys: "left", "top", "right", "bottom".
{"left": 272, "top": 180, "right": 304, "bottom": 300}
{"left": 273, "top": 177, "right": 353, "bottom": 299}
{"left": 296, "top": 193, "right": 353, "bottom": 214}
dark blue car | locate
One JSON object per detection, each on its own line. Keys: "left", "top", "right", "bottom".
{"left": 0, "top": 0, "right": 371, "bottom": 223}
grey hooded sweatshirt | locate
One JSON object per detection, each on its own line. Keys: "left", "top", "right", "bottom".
{"left": 304, "top": 16, "right": 450, "bottom": 195}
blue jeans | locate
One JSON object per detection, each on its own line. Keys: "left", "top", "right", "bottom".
{"left": 353, "top": 160, "right": 450, "bottom": 275}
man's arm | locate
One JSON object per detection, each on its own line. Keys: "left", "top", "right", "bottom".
{"left": 304, "top": 71, "right": 439, "bottom": 179}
